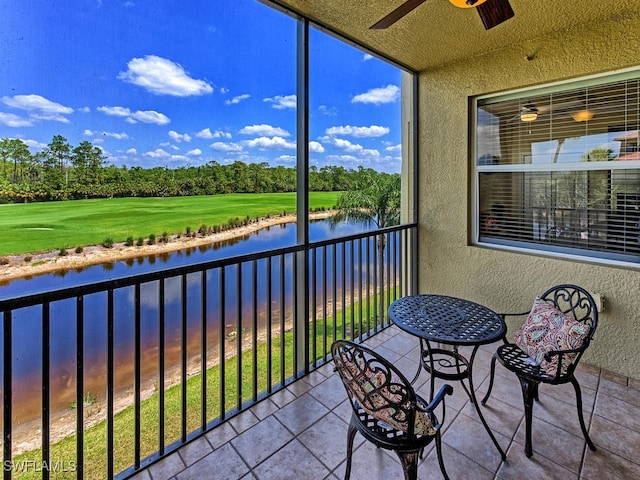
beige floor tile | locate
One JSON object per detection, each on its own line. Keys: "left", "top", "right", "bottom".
{"left": 418, "top": 441, "right": 494, "bottom": 480}
{"left": 497, "top": 441, "right": 577, "bottom": 480}
{"left": 175, "top": 443, "right": 250, "bottom": 480}
{"left": 297, "top": 411, "right": 350, "bottom": 470}
{"left": 581, "top": 444, "right": 640, "bottom": 480}
{"left": 307, "top": 374, "right": 347, "bottom": 410}
{"left": 274, "top": 393, "right": 330, "bottom": 435}
{"left": 442, "top": 412, "right": 508, "bottom": 473}
{"left": 251, "top": 439, "right": 329, "bottom": 480}
{"left": 593, "top": 390, "right": 640, "bottom": 431}
{"left": 231, "top": 415, "right": 294, "bottom": 468}
{"left": 513, "top": 416, "right": 585, "bottom": 473}
{"left": 590, "top": 414, "right": 640, "bottom": 462}
{"left": 178, "top": 437, "right": 213, "bottom": 468}
{"left": 332, "top": 441, "right": 405, "bottom": 480}
{"left": 147, "top": 451, "right": 185, "bottom": 480}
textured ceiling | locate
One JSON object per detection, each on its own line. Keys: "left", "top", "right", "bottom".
{"left": 271, "top": 0, "right": 640, "bottom": 71}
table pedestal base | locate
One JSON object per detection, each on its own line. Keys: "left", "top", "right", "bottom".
{"left": 419, "top": 340, "right": 506, "bottom": 460}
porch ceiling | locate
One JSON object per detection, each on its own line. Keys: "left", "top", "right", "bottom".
{"left": 273, "top": 0, "right": 640, "bottom": 71}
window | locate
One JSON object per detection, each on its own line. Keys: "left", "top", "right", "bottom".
{"left": 474, "top": 70, "right": 640, "bottom": 265}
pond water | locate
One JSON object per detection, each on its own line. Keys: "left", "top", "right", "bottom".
{"left": 0, "top": 218, "right": 377, "bottom": 427}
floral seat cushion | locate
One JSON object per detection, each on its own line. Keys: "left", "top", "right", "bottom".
{"left": 341, "top": 357, "right": 435, "bottom": 437}
{"left": 513, "top": 297, "right": 591, "bottom": 376}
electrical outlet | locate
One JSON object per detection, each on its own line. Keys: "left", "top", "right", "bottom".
{"left": 592, "top": 293, "right": 605, "bottom": 312}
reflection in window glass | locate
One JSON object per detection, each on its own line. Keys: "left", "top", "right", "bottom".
{"left": 475, "top": 73, "right": 640, "bottom": 264}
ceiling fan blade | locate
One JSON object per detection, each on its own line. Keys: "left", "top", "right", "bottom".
{"left": 370, "top": 0, "right": 430, "bottom": 30}
{"left": 477, "top": 0, "right": 514, "bottom": 30}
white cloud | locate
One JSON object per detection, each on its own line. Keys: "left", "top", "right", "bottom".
{"left": 225, "top": 94, "right": 250, "bottom": 105}
{"left": 245, "top": 136, "right": 296, "bottom": 150}
{"left": 239, "top": 124, "right": 290, "bottom": 137}
{"left": 196, "top": 128, "right": 213, "bottom": 139}
{"left": 322, "top": 137, "right": 382, "bottom": 158}
{"left": 97, "top": 105, "right": 130, "bottom": 117}
{"left": 326, "top": 125, "right": 389, "bottom": 138}
{"left": 144, "top": 148, "right": 171, "bottom": 158}
{"left": 263, "top": 94, "right": 296, "bottom": 110}
{"left": 195, "top": 128, "right": 214, "bottom": 139}
{"left": 186, "top": 148, "right": 202, "bottom": 156}
{"left": 31, "top": 113, "right": 70, "bottom": 123}
{"left": 363, "top": 54, "right": 373, "bottom": 61}
{"left": 117, "top": 55, "right": 213, "bottom": 96}
{"left": 0, "top": 112, "right": 33, "bottom": 127}
{"left": 83, "top": 129, "right": 129, "bottom": 140}
{"left": 219, "top": 87, "right": 229, "bottom": 94}
{"left": 24, "top": 138, "right": 47, "bottom": 149}
{"left": 1, "top": 94, "right": 74, "bottom": 124}
{"left": 309, "top": 141, "right": 325, "bottom": 153}
{"left": 196, "top": 128, "right": 231, "bottom": 139}
{"left": 385, "top": 144, "right": 402, "bottom": 153}
{"left": 318, "top": 105, "right": 337, "bottom": 116}
{"left": 130, "top": 110, "right": 170, "bottom": 125}
{"left": 98, "top": 105, "right": 170, "bottom": 125}
{"left": 361, "top": 148, "right": 381, "bottom": 158}
{"left": 331, "top": 138, "right": 364, "bottom": 153}
{"left": 210, "top": 142, "right": 244, "bottom": 152}
{"left": 1, "top": 94, "right": 74, "bottom": 114}
{"left": 327, "top": 154, "right": 362, "bottom": 165}
{"left": 141, "top": 149, "right": 189, "bottom": 164}
{"left": 275, "top": 154, "right": 296, "bottom": 164}
{"left": 107, "top": 132, "right": 129, "bottom": 140}
{"left": 352, "top": 85, "right": 400, "bottom": 105}
{"left": 127, "top": 148, "right": 137, "bottom": 154}
{"left": 169, "top": 130, "right": 192, "bottom": 142}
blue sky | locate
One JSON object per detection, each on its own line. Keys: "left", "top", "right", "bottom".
{"left": 0, "top": 0, "right": 403, "bottom": 173}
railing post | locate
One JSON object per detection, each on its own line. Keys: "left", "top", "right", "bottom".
{"left": 295, "top": 17, "right": 310, "bottom": 376}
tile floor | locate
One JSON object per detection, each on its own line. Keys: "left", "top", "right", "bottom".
{"left": 132, "top": 326, "right": 640, "bottom": 480}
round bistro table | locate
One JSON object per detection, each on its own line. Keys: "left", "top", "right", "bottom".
{"left": 388, "top": 294, "right": 507, "bottom": 460}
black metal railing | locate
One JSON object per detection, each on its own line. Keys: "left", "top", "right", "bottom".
{"left": 0, "top": 223, "right": 416, "bottom": 479}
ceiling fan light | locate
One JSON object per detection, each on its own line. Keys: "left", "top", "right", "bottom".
{"left": 449, "top": 0, "right": 488, "bottom": 8}
{"left": 520, "top": 111, "right": 538, "bottom": 122}
{"left": 572, "top": 110, "right": 594, "bottom": 122}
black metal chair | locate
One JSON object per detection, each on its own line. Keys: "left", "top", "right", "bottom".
{"left": 482, "top": 284, "right": 598, "bottom": 457}
{"left": 332, "top": 340, "right": 453, "bottom": 480}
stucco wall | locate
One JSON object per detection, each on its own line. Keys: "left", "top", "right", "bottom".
{"left": 418, "top": 15, "right": 640, "bottom": 379}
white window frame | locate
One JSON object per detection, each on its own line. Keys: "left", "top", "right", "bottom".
{"left": 471, "top": 67, "right": 640, "bottom": 267}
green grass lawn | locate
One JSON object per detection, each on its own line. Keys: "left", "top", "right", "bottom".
{"left": 0, "top": 192, "right": 339, "bottom": 256}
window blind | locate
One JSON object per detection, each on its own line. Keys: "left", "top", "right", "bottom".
{"left": 475, "top": 72, "right": 640, "bottom": 263}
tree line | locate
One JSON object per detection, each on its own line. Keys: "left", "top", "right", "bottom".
{"left": 0, "top": 135, "right": 397, "bottom": 203}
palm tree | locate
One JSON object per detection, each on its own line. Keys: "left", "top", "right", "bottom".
{"left": 330, "top": 171, "right": 401, "bottom": 332}
{"left": 331, "top": 171, "right": 401, "bottom": 228}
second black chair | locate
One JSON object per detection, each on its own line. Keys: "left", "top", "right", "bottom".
{"left": 332, "top": 339, "right": 453, "bottom": 480}
{"left": 482, "top": 284, "right": 598, "bottom": 457}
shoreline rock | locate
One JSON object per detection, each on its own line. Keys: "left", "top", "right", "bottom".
{"left": 0, "top": 211, "right": 335, "bottom": 283}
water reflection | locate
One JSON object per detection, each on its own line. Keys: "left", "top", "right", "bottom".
{"left": 1, "top": 219, "right": 379, "bottom": 430}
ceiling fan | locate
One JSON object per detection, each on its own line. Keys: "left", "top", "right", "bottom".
{"left": 509, "top": 99, "right": 592, "bottom": 123}
{"left": 370, "top": 0, "right": 514, "bottom": 31}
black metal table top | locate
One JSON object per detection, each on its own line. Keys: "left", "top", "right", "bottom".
{"left": 388, "top": 294, "right": 507, "bottom": 346}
